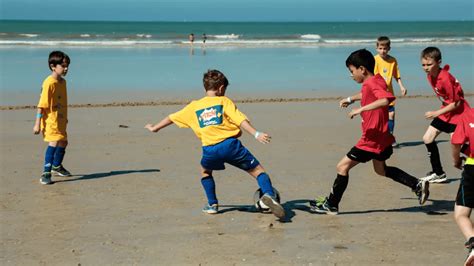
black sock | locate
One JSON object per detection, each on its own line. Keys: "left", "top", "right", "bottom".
{"left": 425, "top": 142, "right": 444, "bottom": 175}
{"left": 385, "top": 166, "right": 419, "bottom": 190}
{"left": 327, "top": 174, "right": 348, "bottom": 208}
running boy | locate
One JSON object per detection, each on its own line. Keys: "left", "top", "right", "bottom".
{"left": 420, "top": 47, "right": 471, "bottom": 183}
{"left": 144, "top": 70, "right": 285, "bottom": 219}
{"left": 33, "top": 51, "right": 72, "bottom": 185}
{"left": 374, "top": 36, "right": 408, "bottom": 147}
{"left": 451, "top": 108, "right": 474, "bottom": 266}
{"left": 310, "top": 49, "right": 429, "bottom": 215}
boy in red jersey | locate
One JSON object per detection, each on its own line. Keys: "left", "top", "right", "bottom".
{"left": 451, "top": 108, "right": 474, "bottom": 266}
{"left": 420, "top": 47, "right": 471, "bottom": 183}
{"left": 311, "top": 49, "right": 429, "bottom": 215}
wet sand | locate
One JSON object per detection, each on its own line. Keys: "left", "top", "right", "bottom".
{"left": 1, "top": 96, "right": 472, "bottom": 265}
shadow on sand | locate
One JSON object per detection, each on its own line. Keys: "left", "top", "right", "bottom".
{"left": 396, "top": 139, "right": 448, "bottom": 148}
{"left": 54, "top": 169, "right": 161, "bottom": 183}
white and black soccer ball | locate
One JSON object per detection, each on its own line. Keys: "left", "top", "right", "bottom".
{"left": 253, "top": 187, "right": 281, "bottom": 213}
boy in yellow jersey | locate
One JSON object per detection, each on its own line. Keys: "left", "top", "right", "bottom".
{"left": 33, "top": 51, "right": 72, "bottom": 185}
{"left": 145, "top": 70, "right": 285, "bottom": 219}
{"left": 451, "top": 108, "right": 474, "bottom": 266}
{"left": 374, "top": 36, "right": 408, "bottom": 147}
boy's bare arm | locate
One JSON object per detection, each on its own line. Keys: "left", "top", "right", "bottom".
{"left": 451, "top": 143, "right": 463, "bottom": 169}
{"left": 240, "top": 120, "right": 271, "bottom": 144}
{"left": 425, "top": 101, "right": 461, "bottom": 119}
{"left": 145, "top": 116, "right": 174, "bottom": 133}
{"left": 396, "top": 78, "right": 407, "bottom": 96}
{"left": 340, "top": 92, "right": 362, "bottom": 108}
{"left": 33, "top": 108, "right": 43, "bottom": 135}
{"left": 348, "top": 98, "right": 389, "bottom": 119}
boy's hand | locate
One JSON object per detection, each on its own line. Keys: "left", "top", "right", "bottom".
{"left": 400, "top": 87, "right": 407, "bottom": 96}
{"left": 348, "top": 108, "right": 361, "bottom": 119}
{"left": 453, "top": 157, "right": 463, "bottom": 170}
{"left": 144, "top": 124, "right": 158, "bottom": 132}
{"left": 424, "top": 111, "right": 438, "bottom": 119}
{"left": 33, "top": 123, "right": 41, "bottom": 135}
{"left": 255, "top": 132, "right": 271, "bottom": 144}
{"left": 339, "top": 98, "right": 352, "bottom": 108}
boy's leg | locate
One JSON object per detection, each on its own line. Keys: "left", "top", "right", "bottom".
{"left": 247, "top": 165, "right": 285, "bottom": 219}
{"left": 388, "top": 109, "right": 395, "bottom": 134}
{"left": 326, "top": 156, "right": 359, "bottom": 207}
{"left": 422, "top": 125, "right": 446, "bottom": 182}
{"left": 51, "top": 140, "right": 71, "bottom": 176}
{"left": 200, "top": 167, "right": 218, "bottom": 214}
{"left": 373, "top": 160, "right": 429, "bottom": 205}
{"left": 40, "top": 142, "right": 57, "bottom": 185}
{"left": 454, "top": 205, "right": 473, "bottom": 241}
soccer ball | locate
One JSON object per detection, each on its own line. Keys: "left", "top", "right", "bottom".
{"left": 253, "top": 187, "right": 281, "bottom": 213}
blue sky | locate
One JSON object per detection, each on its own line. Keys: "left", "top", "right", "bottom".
{"left": 1, "top": 0, "right": 473, "bottom": 21}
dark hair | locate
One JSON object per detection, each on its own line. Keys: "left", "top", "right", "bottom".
{"left": 48, "top": 51, "right": 70, "bottom": 70}
{"left": 345, "top": 49, "right": 375, "bottom": 74}
{"left": 421, "top": 47, "right": 442, "bottom": 62}
{"left": 203, "top": 69, "right": 229, "bottom": 91}
{"left": 376, "top": 36, "right": 391, "bottom": 47}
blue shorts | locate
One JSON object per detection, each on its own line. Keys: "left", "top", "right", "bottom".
{"left": 388, "top": 106, "right": 395, "bottom": 112}
{"left": 201, "top": 138, "right": 260, "bottom": 171}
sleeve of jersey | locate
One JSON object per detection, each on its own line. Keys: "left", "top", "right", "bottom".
{"left": 441, "top": 74, "right": 461, "bottom": 104}
{"left": 373, "top": 83, "right": 396, "bottom": 103}
{"left": 37, "top": 82, "right": 52, "bottom": 108}
{"left": 223, "top": 98, "right": 248, "bottom": 126}
{"left": 169, "top": 104, "right": 193, "bottom": 128}
{"left": 393, "top": 60, "right": 401, "bottom": 79}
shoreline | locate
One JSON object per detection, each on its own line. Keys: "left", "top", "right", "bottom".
{"left": 2, "top": 93, "right": 473, "bottom": 110}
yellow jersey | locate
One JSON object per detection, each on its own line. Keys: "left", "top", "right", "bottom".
{"left": 37, "top": 76, "right": 68, "bottom": 142}
{"left": 374, "top": 54, "right": 400, "bottom": 106}
{"left": 169, "top": 96, "right": 248, "bottom": 146}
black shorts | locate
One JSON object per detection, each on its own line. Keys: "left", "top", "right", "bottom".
{"left": 346, "top": 146, "right": 393, "bottom": 163}
{"left": 431, "top": 118, "right": 456, "bottom": 133}
{"left": 456, "top": 165, "right": 474, "bottom": 208}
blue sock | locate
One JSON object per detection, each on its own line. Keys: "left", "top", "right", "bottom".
{"left": 52, "top": 147, "right": 66, "bottom": 167}
{"left": 201, "top": 176, "right": 218, "bottom": 205}
{"left": 257, "top": 172, "right": 274, "bottom": 196}
{"left": 388, "top": 119, "right": 395, "bottom": 135}
{"left": 44, "top": 146, "right": 56, "bottom": 173}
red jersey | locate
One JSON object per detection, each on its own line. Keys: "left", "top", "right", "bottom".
{"left": 427, "top": 65, "right": 471, "bottom": 124}
{"left": 355, "top": 74, "right": 396, "bottom": 154}
{"left": 451, "top": 108, "right": 474, "bottom": 158}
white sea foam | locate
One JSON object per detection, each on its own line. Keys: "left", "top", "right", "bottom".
{"left": 210, "top": 34, "right": 240, "bottom": 39}
{"left": 19, "top": 34, "right": 38, "bottom": 38}
{"left": 300, "top": 34, "right": 321, "bottom": 39}
{"left": 80, "top": 34, "right": 91, "bottom": 38}
{"left": 137, "top": 34, "right": 152, "bottom": 38}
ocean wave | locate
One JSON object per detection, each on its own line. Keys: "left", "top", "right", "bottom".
{"left": 210, "top": 34, "right": 240, "bottom": 39}
{"left": 19, "top": 33, "right": 38, "bottom": 38}
{"left": 300, "top": 34, "right": 321, "bottom": 39}
{"left": 80, "top": 34, "right": 91, "bottom": 38}
{"left": 136, "top": 34, "right": 152, "bottom": 38}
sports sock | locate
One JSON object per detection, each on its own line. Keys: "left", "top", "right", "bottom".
{"left": 327, "top": 174, "right": 348, "bottom": 208}
{"left": 388, "top": 119, "right": 395, "bottom": 135}
{"left": 256, "top": 172, "right": 274, "bottom": 197}
{"left": 201, "top": 176, "right": 218, "bottom": 205}
{"left": 52, "top": 146, "right": 66, "bottom": 167}
{"left": 385, "top": 166, "right": 419, "bottom": 190}
{"left": 44, "top": 146, "right": 56, "bottom": 173}
{"left": 425, "top": 142, "right": 444, "bottom": 175}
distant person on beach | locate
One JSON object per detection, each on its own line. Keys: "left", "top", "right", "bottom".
{"left": 419, "top": 47, "right": 471, "bottom": 184}
{"left": 33, "top": 51, "right": 72, "bottom": 185}
{"left": 451, "top": 108, "right": 474, "bottom": 266}
{"left": 374, "top": 36, "right": 408, "bottom": 147}
{"left": 310, "top": 49, "right": 429, "bottom": 215}
{"left": 145, "top": 69, "right": 285, "bottom": 219}
{"left": 188, "top": 33, "right": 194, "bottom": 44}
{"left": 202, "top": 33, "right": 207, "bottom": 44}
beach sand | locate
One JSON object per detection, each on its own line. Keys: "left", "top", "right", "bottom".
{"left": 1, "top": 96, "right": 472, "bottom": 265}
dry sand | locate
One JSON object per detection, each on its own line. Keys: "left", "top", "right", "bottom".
{"left": 1, "top": 96, "right": 472, "bottom": 265}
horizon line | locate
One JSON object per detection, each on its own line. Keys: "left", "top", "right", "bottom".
{"left": 1, "top": 19, "right": 473, "bottom": 23}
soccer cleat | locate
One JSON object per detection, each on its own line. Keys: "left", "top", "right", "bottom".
{"left": 202, "top": 204, "right": 218, "bottom": 214}
{"left": 261, "top": 193, "right": 286, "bottom": 219}
{"left": 414, "top": 180, "right": 430, "bottom": 205}
{"left": 310, "top": 197, "right": 338, "bottom": 215}
{"left": 39, "top": 172, "right": 53, "bottom": 185}
{"left": 51, "top": 165, "right": 72, "bottom": 177}
{"left": 420, "top": 172, "right": 447, "bottom": 183}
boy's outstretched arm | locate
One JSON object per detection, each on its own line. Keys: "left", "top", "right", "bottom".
{"left": 396, "top": 78, "right": 408, "bottom": 96}
{"left": 240, "top": 120, "right": 271, "bottom": 144}
{"left": 425, "top": 101, "right": 461, "bottom": 119}
{"left": 348, "top": 98, "right": 389, "bottom": 119}
{"left": 145, "top": 116, "right": 174, "bottom": 133}
{"left": 340, "top": 92, "right": 362, "bottom": 108}
{"left": 33, "top": 108, "right": 43, "bottom": 135}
